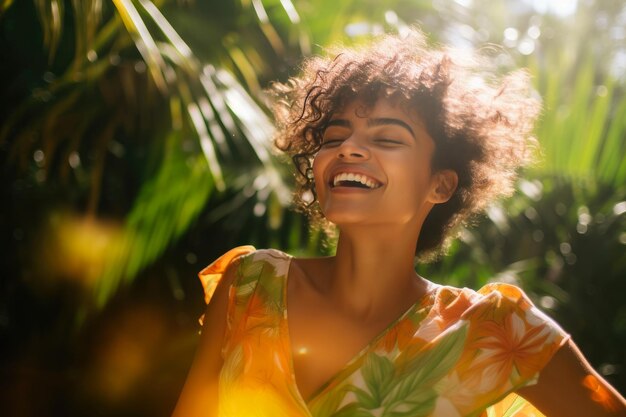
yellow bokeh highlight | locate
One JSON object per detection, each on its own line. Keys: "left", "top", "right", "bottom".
{"left": 37, "top": 211, "right": 123, "bottom": 287}
{"left": 88, "top": 305, "right": 167, "bottom": 403}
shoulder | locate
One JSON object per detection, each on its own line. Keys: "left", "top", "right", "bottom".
{"left": 430, "top": 282, "right": 567, "bottom": 335}
{"left": 434, "top": 282, "right": 532, "bottom": 304}
{"left": 430, "top": 283, "right": 571, "bottom": 404}
{"left": 238, "top": 248, "right": 292, "bottom": 280}
{"left": 243, "top": 248, "right": 292, "bottom": 267}
{"left": 432, "top": 282, "right": 538, "bottom": 310}
{"left": 475, "top": 282, "right": 535, "bottom": 307}
{"left": 452, "top": 282, "right": 570, "bottom": 370}
{"left": 198, "top": 246, "right": 255, "bottom": 304}
{"left": 468, "top": 282, "right": 559, "bottom": 327}
{"left": 198, "top": 247, "right": 293, "bottom": 304}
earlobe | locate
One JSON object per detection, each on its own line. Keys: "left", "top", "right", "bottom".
{"left": 431, "top": 170, "right": 458, "bottom": 203}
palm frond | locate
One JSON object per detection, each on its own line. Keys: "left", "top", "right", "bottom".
{"left": 532, "top": 51, "right": 626, "bottom": 187}
{"left": 112, "top": 0, "right": 168, "bottom": 92}
{"left": 598, "top": 95, "right": 626, "bottom": 185}
{"left": 89, "top": 2, "right": 290, "bottom": 303}
{"left": 69, "top": 0, "right": 102, "bottom": 69}
{"left": 34, "top": 0, "right": 64, "bottom": 63}
{"left": 3, "top": 0, "right": 293, "bottom": 307}
{"left": 97, "top": 132, "right": 213, "bottom": 305}
{"left": 137, "top": 0, "right": 194, "bottom": 66}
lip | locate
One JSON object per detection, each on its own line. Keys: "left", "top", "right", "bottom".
{"left": 327, "top": 167, "right": 384, "bottom": 190}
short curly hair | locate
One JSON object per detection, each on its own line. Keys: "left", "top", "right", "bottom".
{"left": 270, "top": 28, "right": 540, "bottom": 260}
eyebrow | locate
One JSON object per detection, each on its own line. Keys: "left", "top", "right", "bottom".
{"left": 325, "top": 119, "right": 351, "bottom": 129}
{"left": 325, "top": 118, "right": 415, "bottom": 138}
{"left": 367, "top": 118, "right": 415, "bottom": 138}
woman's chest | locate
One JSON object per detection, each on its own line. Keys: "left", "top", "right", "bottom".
{"left": 288, "top": 308, "right": 389, "bottom": 400}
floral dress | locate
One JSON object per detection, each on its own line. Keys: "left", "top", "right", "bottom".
{"left": 199, "top": 247, "right": 569, "bottom": 417}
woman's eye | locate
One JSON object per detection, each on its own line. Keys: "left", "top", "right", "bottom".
{"left": 321, "top": 139, "right": 343, "bottom": 147}
{"left": 375, "top": 138, "right": 403, "bottom": 146}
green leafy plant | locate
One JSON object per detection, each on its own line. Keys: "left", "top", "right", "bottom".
{"left": 1, "top": 0, "right": 293, "bottom": 306}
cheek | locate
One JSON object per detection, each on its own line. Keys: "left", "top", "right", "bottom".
{"left": 388, "top": 161, "right": 433, "bottom": 202}
{"left": 311, "top": 154, "right": 328, "bottom": 198}
{"left": 311, "top": 155, "right": 323, "bottom": 181}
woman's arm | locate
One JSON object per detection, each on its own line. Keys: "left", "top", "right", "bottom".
{"left": 517, "top": 338, "right": 626, "bottom": 417}
{"left": 170, "top": 259, "right": 239, "bottom": 417}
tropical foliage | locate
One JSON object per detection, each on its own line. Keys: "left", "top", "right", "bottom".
{"left": 1, "top": 0, "right": 292, "bottom": 308}
{"left": 1, "top": 0, "right": 624, "bottom": 416}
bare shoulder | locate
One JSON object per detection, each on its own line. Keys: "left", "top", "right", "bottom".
{"left": 517, "top": 338, "right": 626, "bottom": 417}
{"left": 290, "top": 255, "right": 334, "bottom": 293}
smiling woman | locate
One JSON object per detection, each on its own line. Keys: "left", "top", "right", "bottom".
{"left": 171, "top": 29, "right": 626, "bottom": 417}
{"left": 272, "top": 30, "right": 540, "bottom": 260}
{"left": 312, "top": 98, "right": 450, "bottom": 228}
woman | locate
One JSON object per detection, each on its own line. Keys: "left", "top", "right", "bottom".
{"left": 172, "top": 30, "right": 626, "bottom": 417}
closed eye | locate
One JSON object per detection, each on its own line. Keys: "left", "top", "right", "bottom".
{"left": 374, "top": 138, "right": 405, "bottom": 146}
{"left": 321, "top": 139, "right": 344, "bottom": 147}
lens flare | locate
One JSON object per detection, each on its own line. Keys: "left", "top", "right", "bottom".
{"left": 582, "top": 374, "right": 621, "bottom": 412}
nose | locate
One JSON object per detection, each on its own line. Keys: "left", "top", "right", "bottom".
{"left": 337, "top": 136, "right": 370, "bottom": 160}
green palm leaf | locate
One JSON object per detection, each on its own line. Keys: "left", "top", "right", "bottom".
{"left": 2, "top": 0, "right": 291, "bottom": 306}
{"left": 112, "top": 0, "right": 168, "bottom": 91}
{"left": 534, "top": 56, "right": 626, "bottom": 189}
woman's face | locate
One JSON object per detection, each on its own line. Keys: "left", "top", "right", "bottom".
{"left": 312, "top": 97, "right": 456, "bottom": 229}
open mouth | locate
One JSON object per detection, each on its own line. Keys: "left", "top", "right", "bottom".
{"left": 331, "top": 172, "right": 381, "bottom": 189}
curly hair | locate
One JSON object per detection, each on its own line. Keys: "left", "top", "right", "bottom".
{"left": 270, "top": 28, "right": 540, "bottom": 260}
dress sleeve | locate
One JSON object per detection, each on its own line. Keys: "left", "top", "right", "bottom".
{"left": 461, "top": 283, "right": 570, "bottom": 416}
{"left": 472, "top": 283, "right": 570, "bottom": 385}
{"left": 198, "top": 245, "right": 256, "bottom": 305}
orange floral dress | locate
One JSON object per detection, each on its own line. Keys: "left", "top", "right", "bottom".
{"left": 199, "top": 247, "right": 569, "bottom": 417}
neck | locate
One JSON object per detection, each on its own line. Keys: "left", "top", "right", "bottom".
{"left": 324, "top": 222, "right": 428, "bottom": 320}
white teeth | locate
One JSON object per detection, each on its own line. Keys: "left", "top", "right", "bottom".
{"left": 332, "top": 172, "right": 379, "bottom": 189}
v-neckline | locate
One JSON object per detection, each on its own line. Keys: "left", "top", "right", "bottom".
{"left": 281, "top": 253, "right": 439, "bottom": 407}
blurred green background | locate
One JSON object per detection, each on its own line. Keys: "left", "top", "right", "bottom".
{"left": 1, "top": 0, "right": 625, "bottom": 416}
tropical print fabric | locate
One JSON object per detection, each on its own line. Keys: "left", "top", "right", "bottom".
{"left": 199, "top": 247, "right": 569, "bottom": 417}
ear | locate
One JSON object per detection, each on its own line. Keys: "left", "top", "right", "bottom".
{"left": 430, "top": 170, "right": 458, "bottom": 203}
